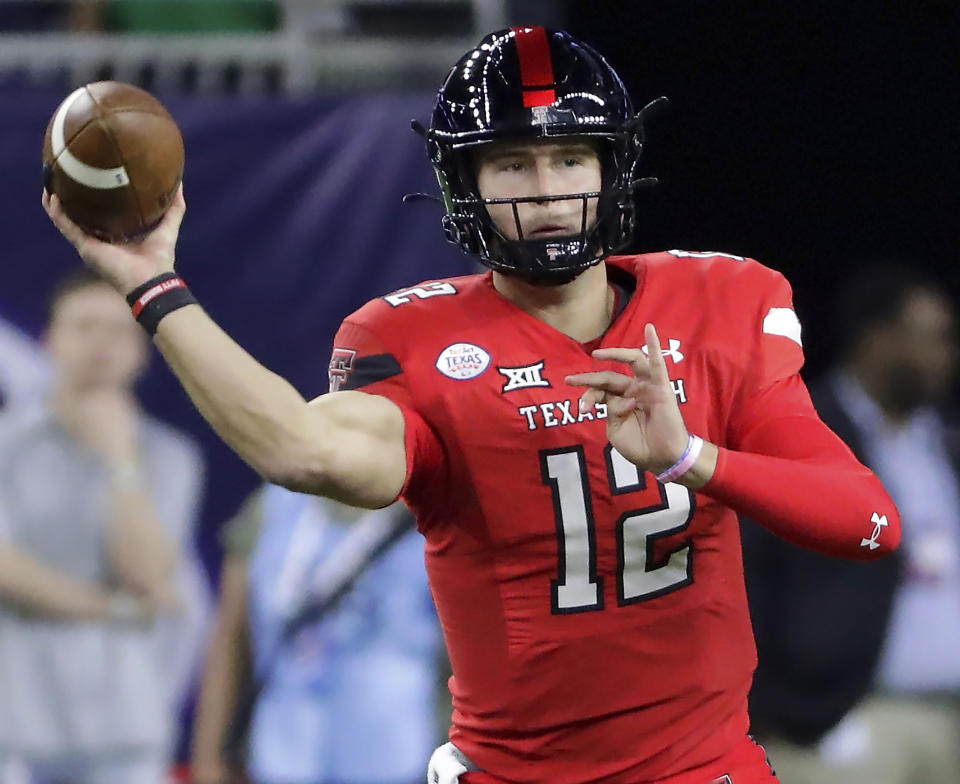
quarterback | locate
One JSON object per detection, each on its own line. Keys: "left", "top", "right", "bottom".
{"left": 45, "top": 27, "right": 900, "bottom": 784}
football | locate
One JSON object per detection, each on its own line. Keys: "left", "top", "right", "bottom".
{"left": 42, "top": 81, "right": 184, "bottom": 242}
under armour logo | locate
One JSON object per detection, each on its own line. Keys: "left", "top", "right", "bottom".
{"left": 643, "top": 338, "right": 684, "bottom": 363}
{"left": 498, "top": 361, "right": 551, "bottom": 392}
{"left": 861, "top": 513, "right": 889, "bottom": 550}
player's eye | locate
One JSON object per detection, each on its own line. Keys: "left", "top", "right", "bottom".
{"left": 562, "top": 156, "right": 583, "bottom": 167}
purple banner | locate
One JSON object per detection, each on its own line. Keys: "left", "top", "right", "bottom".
{"left": 0, "top": 87, "right": 472, "bottom": 559}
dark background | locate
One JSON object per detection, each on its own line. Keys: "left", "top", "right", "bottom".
{"left": 564, "top": 0, "right": 960, "bottom": 380}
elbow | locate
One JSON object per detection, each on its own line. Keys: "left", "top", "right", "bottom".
{"left": 843, "top": 472, "right": 901, "bottom": 561}
{"left": 254, "top": 443, "right": 333, "bottom": 496}
{"left": 246, "top": 406, "right": 335, "bottom": 494}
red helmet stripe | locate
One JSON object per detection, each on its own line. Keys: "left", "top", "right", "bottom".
{"left": 512, "top": 26, "right": 556, "bottom": 107}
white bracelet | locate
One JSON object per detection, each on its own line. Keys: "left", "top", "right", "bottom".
{"left": 656, "top": 435, "right": 705, "bottom": 484}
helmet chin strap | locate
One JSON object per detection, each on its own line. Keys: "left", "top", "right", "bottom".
{"left": 489, "top": 230, "right": 604, "bottom": 286}
{"left": 502, "top": 264, "right": 594, "bottom": 287}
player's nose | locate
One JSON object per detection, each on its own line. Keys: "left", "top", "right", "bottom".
{"left": 531, "top": 159, "right": 565, "bottom": 204}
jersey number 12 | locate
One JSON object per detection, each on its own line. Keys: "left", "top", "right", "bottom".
{"left": 541, "top": 445, "right": 695, "bottom": 614}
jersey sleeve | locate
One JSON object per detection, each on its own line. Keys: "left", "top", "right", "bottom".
{"left": 744, "top": 268, "right": 805, "bottom": 393}
{"left": 330, "top": 317, "right": 446, "bottom": 505}
{"left": 723, "top": 265, "right": 810, "bottom": 447}
{"left": 706, "top": 375, "right": 899, "bottom": 559}
{"left": 329, "top": 319, "right": 411, "bottom": 400}
{"left": 703, "top": 266, "right": 901, "bottom": 560}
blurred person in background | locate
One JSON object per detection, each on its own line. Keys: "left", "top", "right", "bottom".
{"left": 0, "top": 269, "right": 206, "bottom": 784}
{"left": 190, "top": 485, "right": 442, "bottom": 784}
{"left": 743, "top": 263, "right": 960, "bottom": 783}
{"left": 0, "top": 315, "right": 49, "bottom": 412}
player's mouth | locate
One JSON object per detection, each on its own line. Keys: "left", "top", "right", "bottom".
{"left": 528, "top": 224, "right": 576, "bottom": 238}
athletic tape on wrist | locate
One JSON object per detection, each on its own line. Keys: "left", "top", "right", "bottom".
{"left": 656, "top": 435, "right": 704, "bottom": 484}
{"left": 126, "top": 273, "right": 197, "bottom": 335}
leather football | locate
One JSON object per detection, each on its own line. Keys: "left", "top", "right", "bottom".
{"left": 42, "top": 81, "right": 184, "bottom": 242}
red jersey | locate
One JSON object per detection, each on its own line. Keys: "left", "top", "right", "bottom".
{"left": 329, "top": 252, "right": 883, "bottom": 783}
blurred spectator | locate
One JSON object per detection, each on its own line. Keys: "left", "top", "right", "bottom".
{"left": 743, "top": 263, "right": 960, "bottom": 783}
{"left": 0, "top": 315, "right": 49, "bottom": 411}
{"left": 191, "top": 486, "right": 442, "bottom": 784}
{"left": 0, "top": 269, "right": 206, "bottom": 784}
{"left": 67, "top": 0, "right": 107, "bottom": 32}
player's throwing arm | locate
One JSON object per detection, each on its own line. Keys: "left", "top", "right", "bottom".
{"left": 566, "top": 323, "right": 718, "bottom": 489}
{"left": 42, "top": 189, "right": 407, "bottom": 509}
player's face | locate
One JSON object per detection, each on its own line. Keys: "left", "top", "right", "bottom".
{"left": 893, "top": 288, "right": 958, "bottom": 404}
{"left": 46, "top": 283, "right": 147, "bottom": 391}
{"left": 473, "top": 138, "right": 602, "bottom": 241}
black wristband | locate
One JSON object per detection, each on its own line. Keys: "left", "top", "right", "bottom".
{"left": 126, "top": 272, "right": 198, "bottom": 336}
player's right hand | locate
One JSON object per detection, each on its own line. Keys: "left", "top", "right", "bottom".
{"left": 42, "top": 183, "right": 185, "bottom": 295}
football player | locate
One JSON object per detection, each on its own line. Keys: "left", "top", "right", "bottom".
{"left": 44, "top": 27, "right": 900, "bottom": 784}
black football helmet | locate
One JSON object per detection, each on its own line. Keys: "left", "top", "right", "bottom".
{"left": 415, "top": 27, "right": 665, "bottom": 284}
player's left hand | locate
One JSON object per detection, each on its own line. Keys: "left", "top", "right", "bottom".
{"left": 566, "top": 323, "right": 689, "bottom": 475}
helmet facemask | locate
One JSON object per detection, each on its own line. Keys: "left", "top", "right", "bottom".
{"left": 437, "top": 132, "right": 640, "bottom": 285}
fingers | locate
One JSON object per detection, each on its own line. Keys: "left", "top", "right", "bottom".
{"left": 575, "top": 383, "right": 645, "bottom": 417}
{"left": 591, "top": 346, "right": 651, "bottom": 378}
{"left": 577, "top": 387, "right": 606, "bottom": 414}
{"left": 567, "top": 340, "right": 658, "bottom": 415}
{"left": 566, "top": 371, "right": 647, "bottom": 415}
{"left": 565, "top": 370, "right": 634, "bottom": 394}
{"left": 169, "top": 181, "right": 186, "bottom": 216}
{"left": 155, "top": 181, "right": 187, "bottom": 238}
{"left": 606, "top": 395, "right": 638, "bottom": 417}
{"left": 644, "top": 323, "right": 671, "bottom": 385}
{"left": 590, "top": 326, "right": 671, "bottom": 385}
{"left": 566, "top": 374, "right": 615, "bottom": 416}
{"left": 42, "top": 191, "right": 93, "bottom": 253}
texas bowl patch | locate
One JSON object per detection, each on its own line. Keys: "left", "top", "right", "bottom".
{"left": 436, "top": 343, "right": 491, "bottom": 380}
